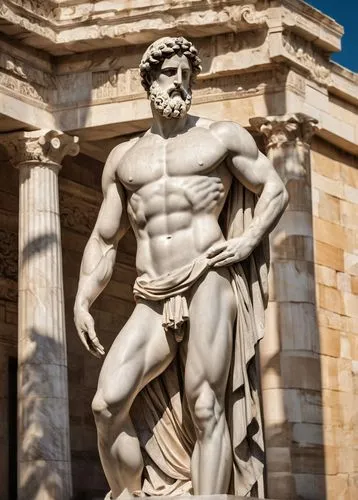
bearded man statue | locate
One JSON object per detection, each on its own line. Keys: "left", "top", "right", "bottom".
{"left": 74, "top": 36, "right": 288, "bottom": 500}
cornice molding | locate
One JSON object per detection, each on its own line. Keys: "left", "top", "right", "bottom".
{"left": 0, "top": 1, "right": 342, "bottom": 55}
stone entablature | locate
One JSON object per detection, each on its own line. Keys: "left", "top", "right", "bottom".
{"left": 0, "top": 0, "right": 343, "bottom": 54}
{"left": 0, "top": 33, "right": 356, "bottom": 155}
{"left": 0, "top": 1, "right": 356, "bottom": 157}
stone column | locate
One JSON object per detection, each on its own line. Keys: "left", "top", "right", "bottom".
{"left": 0, "top": 130, "right": 79, "bottom": 500}
{"left": 250, "top": 114, "right": 320, "bottom": 499}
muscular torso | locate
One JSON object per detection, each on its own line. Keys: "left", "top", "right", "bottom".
{"left": 117, "top": 122, "right": 233, "bottom": 278}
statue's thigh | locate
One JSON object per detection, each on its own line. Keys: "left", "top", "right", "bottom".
{"left": 97, "top": 300, "right": 177, "bottom": 407}
{"left": 185, "top": 268, "right": 236, "bottom": 396}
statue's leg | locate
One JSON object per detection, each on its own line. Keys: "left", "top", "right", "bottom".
{"left": 91, "top": 300, "right": 177, "bottom": 498}
{"left": 185, "top": 268, "right": 236, "bottom": 494}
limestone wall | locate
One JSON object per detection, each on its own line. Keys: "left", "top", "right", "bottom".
{"left": 311, "top": 138, "right": 358, "bottom": 499}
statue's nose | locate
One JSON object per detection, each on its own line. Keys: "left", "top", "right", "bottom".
{"left": 174, "top": 68, "right": 183, "bottom": 86}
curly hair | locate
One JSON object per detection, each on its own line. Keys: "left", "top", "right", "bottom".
{"left": 139, "top": 36, "right": 202, "bottom": 94}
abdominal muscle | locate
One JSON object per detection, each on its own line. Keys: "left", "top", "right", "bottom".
{"left": 128, "top": 177, "right": 227, "bottom": 279}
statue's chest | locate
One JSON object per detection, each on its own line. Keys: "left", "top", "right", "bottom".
{"left": 119, "top": 129, "right": 227, "bottom": 191}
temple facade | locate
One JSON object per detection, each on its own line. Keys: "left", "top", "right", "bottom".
{"left": 0, "top": 1, "right": 357, "bottom": 499}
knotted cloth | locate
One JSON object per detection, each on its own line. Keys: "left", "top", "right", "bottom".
{"left": 134, "top": 257, "right": 209, "bottom": 342}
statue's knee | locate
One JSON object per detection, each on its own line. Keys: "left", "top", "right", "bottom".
{"left": 192, "top": 384, "right": 222, "bottom": 435}
{"left": 92, "top": 383, "right": 131, "bottom": 425}
{"left": 91, "top": 392, "right": 111, "bottom": 422}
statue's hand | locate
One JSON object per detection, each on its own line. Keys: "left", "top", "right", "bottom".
{"left": 207, "top": 236, "right": 254, "bottom": 267}
{"left": 184, "top": 176, "right": 224, "bottom": 212}
{"left": 74, "top": 305, "right": 105, "bottom": 358}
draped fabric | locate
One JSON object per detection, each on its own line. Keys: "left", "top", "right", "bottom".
{"left": 130, "top": 179, "right": 269, "bottom": 497}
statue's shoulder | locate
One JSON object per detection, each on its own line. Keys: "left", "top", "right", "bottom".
{"left": 193, "top": 116, "right": 248, "bottom": 146}
{"left": 102, "top": 137, "right": 140, "bottom": 189}
{"left": 209, "top": 120, "right": 246, "bottom": 139}
{"left": 108, "top": 136, "right": 140, "bottom": 163}
{"left": 200, "top": 119, "right": 257, "bottom": 155}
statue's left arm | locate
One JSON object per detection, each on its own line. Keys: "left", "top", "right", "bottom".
{"left": 208, "top": 121, "right": 289, "bottom": 267}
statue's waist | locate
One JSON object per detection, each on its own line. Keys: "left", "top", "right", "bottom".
{"left": 133, "top": 255, "right": 211, "bottom": 342}
{"left": 134, "top": 221, "right": 224, "bottom": 277}
{"left": 133, "top": 254, "right": 210, "bottom": 302}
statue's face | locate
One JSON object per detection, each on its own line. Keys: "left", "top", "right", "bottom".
{"left": 149, "top": 54, "right": 192, "bottom": 119}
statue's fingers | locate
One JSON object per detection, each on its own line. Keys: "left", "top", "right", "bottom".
{"left": 184, "top": 176, "right": 210, "bottom": 189}
{"left": 213, "top": 255, "right": 236, "bottom": 267}
{"left": 86, "top": 323, "right": 105, "bottom": 357}
{"left": 195, "top": 191, "right": 219, "bottom": 210}
{"left": 91, "top": 336, "right": 105, "bottom": 356}
{"left": 186, "top": 178, "right": 222, "bottom": 196}
{"left": 208, "top": 250, "right": 232, "bottom": 265}
{"left": 193, "top": 180, "right": 223, "bottom": 195}
{"left": 206, "top": 199, "right": 219, "bottom": 211}
{"left": 79, "top": 329, "right": 92, "bottom": 353}
{"left": 207, "top": 242, "right": 227, "bottom": 258}
{"left": 85, "top": 317, "right": 101, "bottom": 345}
{"left": 85, "top": 333, "right": 102, "bottom": 358}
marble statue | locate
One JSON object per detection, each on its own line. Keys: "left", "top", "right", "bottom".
{"left": 74, "top": 36, "right": 288, "bottom": 499}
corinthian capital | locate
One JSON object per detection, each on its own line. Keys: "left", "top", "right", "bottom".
{"left": 250, "top": 113, "right": 319, "bottom": 151}
{"left": 250, "top": 114, "right": 319, "bottom": 183}
{"left": 0, "top": 129, "right": 79, "bottom": 168}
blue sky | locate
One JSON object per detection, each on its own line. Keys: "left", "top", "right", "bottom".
{"left": 305, "top": 1, "right": 357, "bottom": 72}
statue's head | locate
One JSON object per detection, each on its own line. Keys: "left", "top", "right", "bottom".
{"left": 139, "top": 36, "right": 202, "bottom": 119}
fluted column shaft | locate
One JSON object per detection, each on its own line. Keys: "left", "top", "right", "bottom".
{"left": 0, "top": 130, "right": 79, "bottom": 500}
{"left": 250, "top": 114, "right": 319, "bottom": 499}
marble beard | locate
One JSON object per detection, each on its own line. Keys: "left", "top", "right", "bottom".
{"left": 149, "top": 81, "right": 192, "bottom": 119}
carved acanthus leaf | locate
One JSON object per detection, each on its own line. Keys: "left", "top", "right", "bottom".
{"left": 250, "top": 114, "right": 319, "bottom": 182}
{"left": 0, "top": 130, "right": 80, "bottom": 168}
{"left": 250, "top": 113, "right": 319, "bottom": 149}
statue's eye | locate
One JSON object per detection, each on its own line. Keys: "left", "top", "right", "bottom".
{"left": 162, "top": 69, "right": 176, "bottom": 77}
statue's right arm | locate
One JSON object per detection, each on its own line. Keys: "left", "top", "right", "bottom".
{"left": 74, "top": 144, "right": 130, "bottom": 357}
